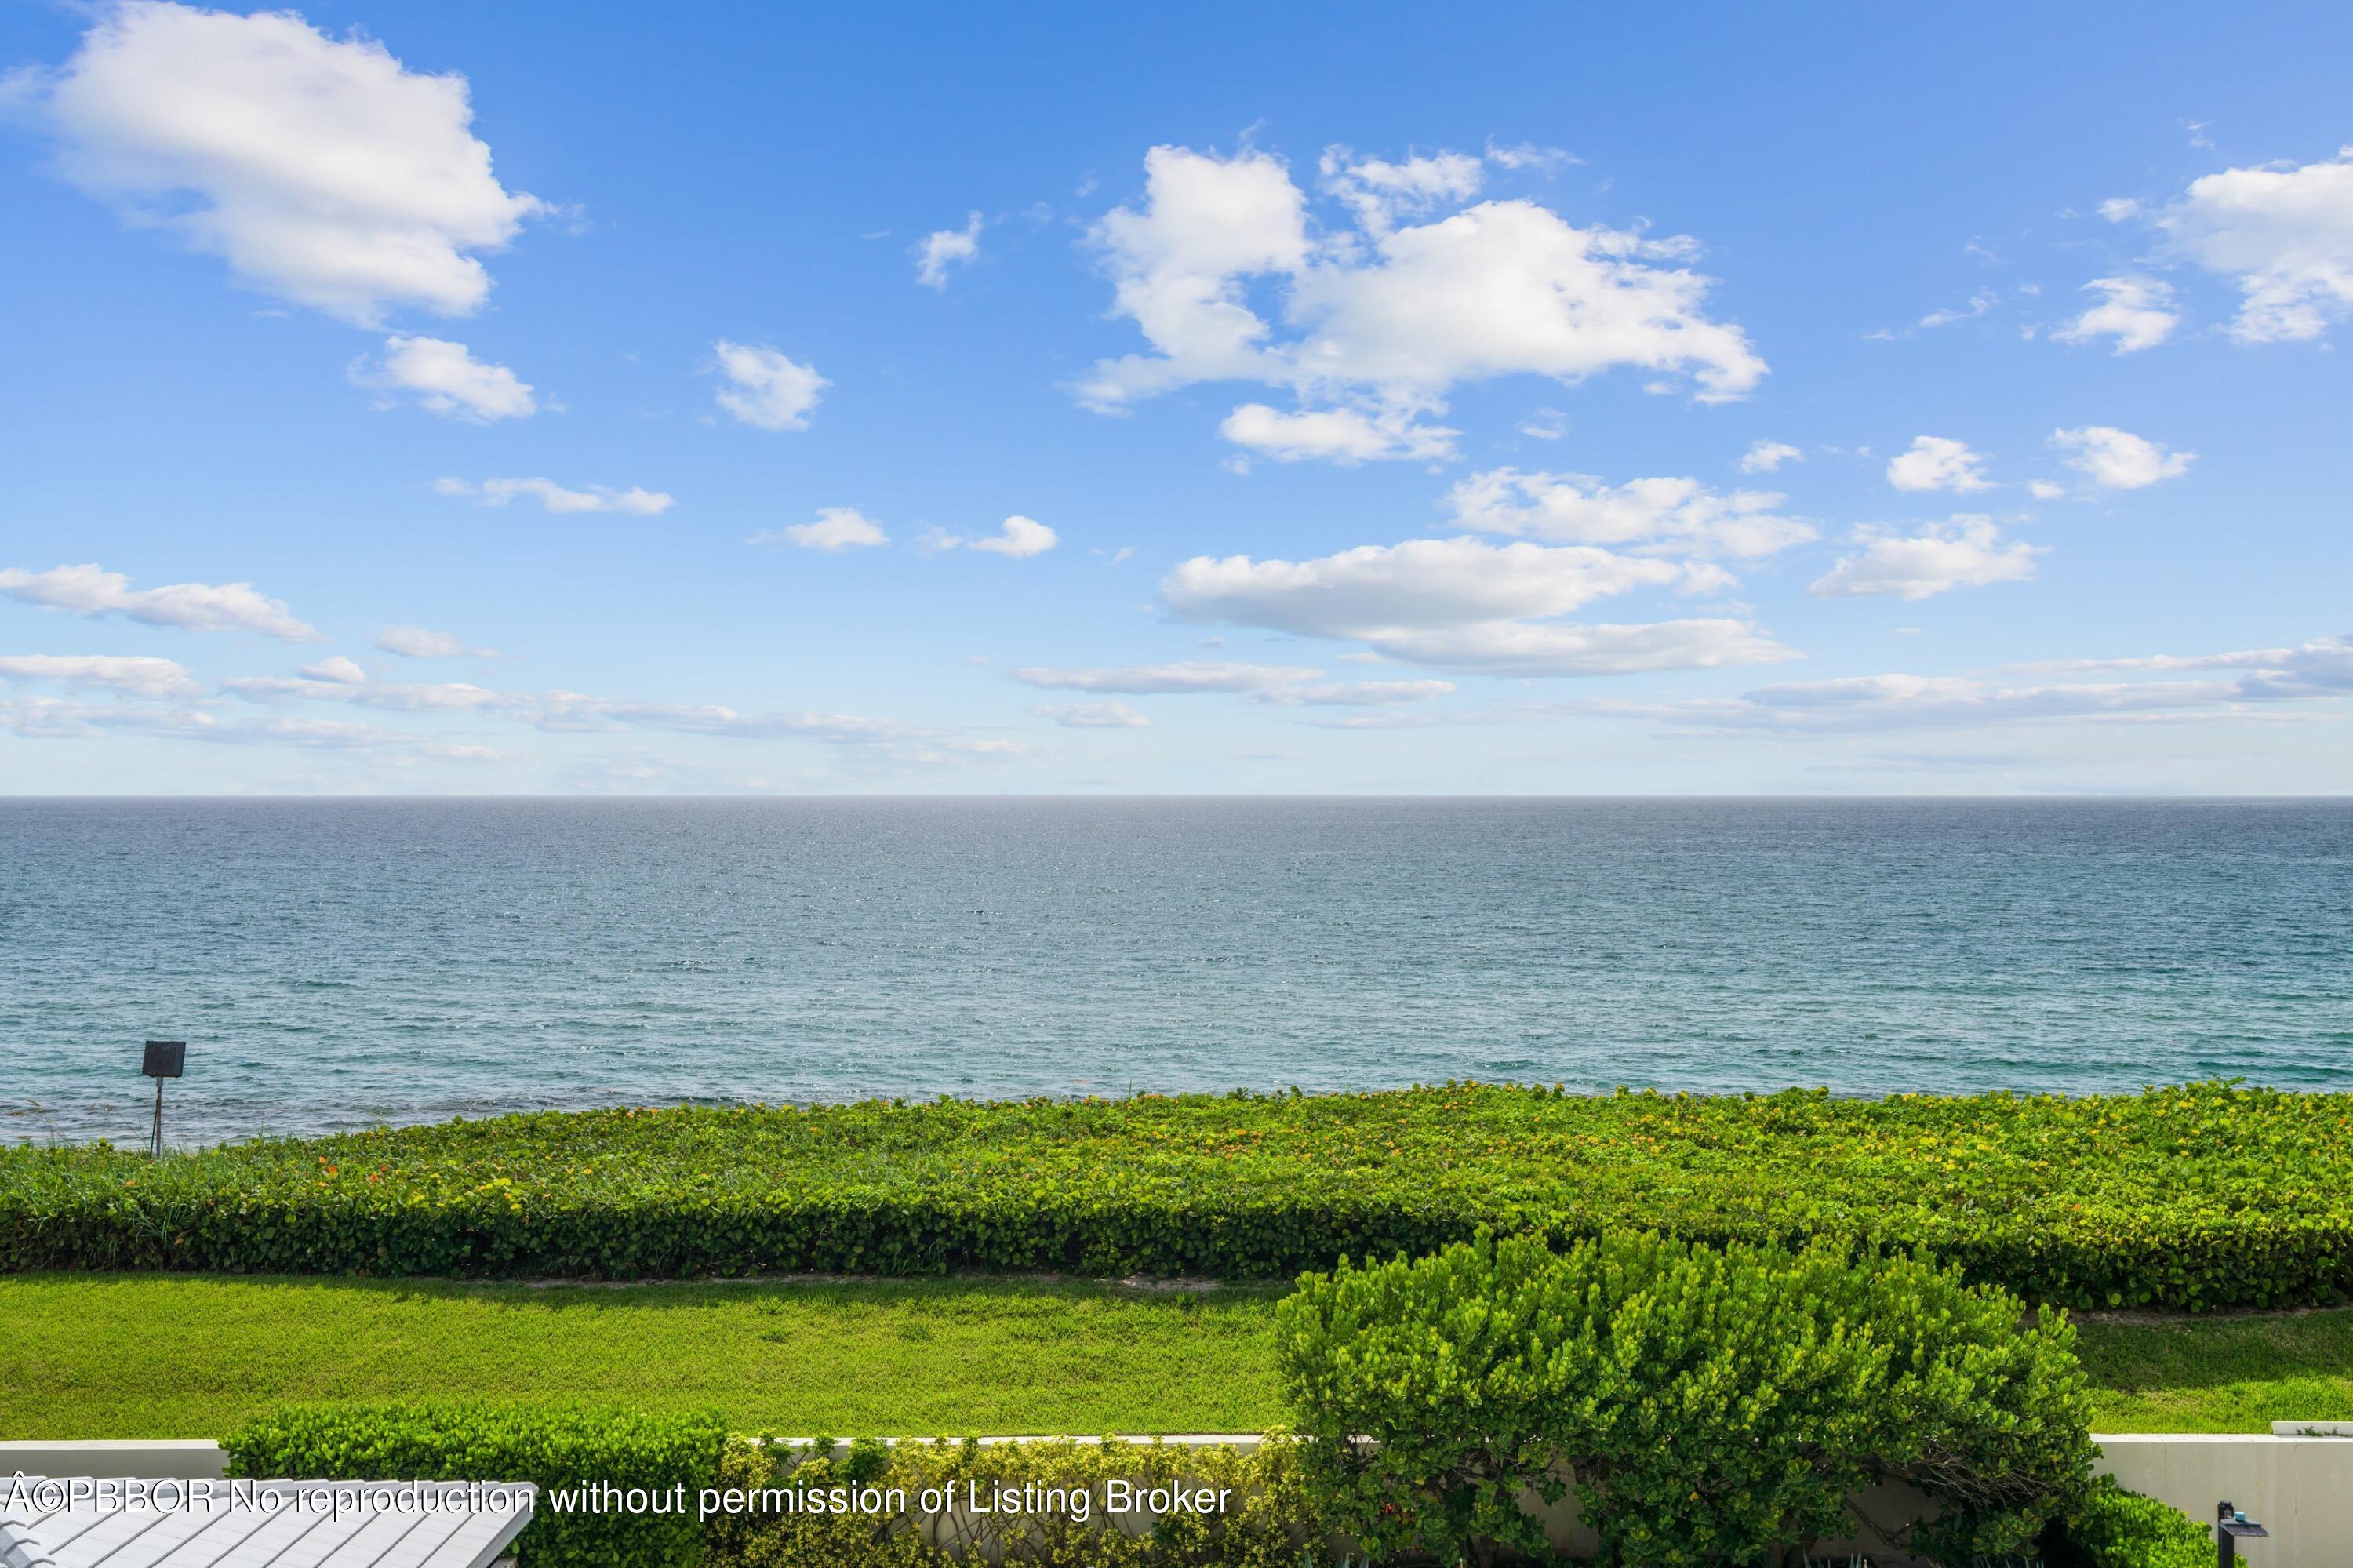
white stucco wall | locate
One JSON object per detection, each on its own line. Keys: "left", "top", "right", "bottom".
{"left": 2096, "top": 1434, "right": 2351, "bottom": 1568}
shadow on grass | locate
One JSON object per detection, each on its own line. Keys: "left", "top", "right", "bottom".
{"left": 4, "top": 1271, "right": 1289, "bottom": 1316}
{"left": 2076, "top": 1308, "right": 2353, "bottom": 1391}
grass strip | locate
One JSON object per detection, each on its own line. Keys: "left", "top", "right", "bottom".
{"left": 0, "top": 1275, "right": 1285, "bottom": 1440}
{"left": 6, "top": 1275, "right": 2353, "bottom": 1439}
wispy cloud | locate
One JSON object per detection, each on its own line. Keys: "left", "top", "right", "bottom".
{"left": 435, "top": 477, "right": 675, "bottom": 515}
{"left": 1031, "top": 700, "right": 1150, "bottom": 728}
{"left": 376, "top": 626, "right": 496, "bottom": 659}
{"left": 1013, "top": 662, "right": 1322, "bottom": 694}
{"left": 0, "top": 653, "right": 201, "bottom": 698}
{"left": 749, "top": 507, "right": 889, "bottom": 551}
{"left": 0, "top": 562, "right": 319, "bottom": 641}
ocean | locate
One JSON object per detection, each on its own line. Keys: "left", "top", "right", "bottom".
{"left": 3, "top": 797, "right": 2349, "bottom": 1148}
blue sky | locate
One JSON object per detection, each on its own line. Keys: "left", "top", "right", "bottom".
{"left": 2, "top": 0, "right": 2349, "bottom": 794}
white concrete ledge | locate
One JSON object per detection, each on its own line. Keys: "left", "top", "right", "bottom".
{"left": 0, "top": 1444, "right": 224, "bottom": 1482}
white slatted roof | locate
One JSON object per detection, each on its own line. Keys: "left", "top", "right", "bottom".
{"left": 2, "top": 1480, "right": 533, "bottom": 1568}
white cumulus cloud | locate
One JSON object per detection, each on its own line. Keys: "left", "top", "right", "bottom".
{"left": 969, "top": 515, "right": 1059, "bottom": 558}
{"left": 1809, "top": 516, "right": 2042, "bottom": 600}
{"left": 1165, "top": 537, "right": 1680, "bottom": 637}
{"left": 925, "top": 516, "right": 1059, "bottom": 557}
{"left": 1076, "top": 144, "right": 1764, "bottom": 462}
{"left": 299, "top": 655, "right": 368, "bottom": 684}
{"left": 2148, "top": 147, "right": 2353, "bottom": 342}
{"left": 1319, "top": 145, "right": 1485, "bottom": 234}
{"left": 2049, "top": 426, "right": 2195, "bottom": 489}
{"left": 1739, "top": 440, "right": 1802, "bottom": 474}
{"left": 711, "top": 340, "right": 827, "bottom": 431}
{"left": 1446, "top": 469, "right": 1815, "bottom": 558}
{"left": 2051, "top": 276, "right": 2180, "bottom": 354}
{"left": 434, "top": 477, "right": 675, "bottom": 515}
{"left": 915, "top": 212, "right": 983, "bottom": 289}
{"left": 359, "top": 336, "right": 534, "bottom": 420}
{"left": 751, "top": 507, "right": 889, "bottom": 552}
{"left": 1886, "top": 435, "right": 1992, "bottom": 493}
{"left": 0, "top": 562, "right": 318, "bottom": 640}
{"left": 1159, "top": 535, "right": 1795, "bottom": 677}
{"left": 1285, "top": 198, "right": 1763, "bottom": 402}
{"left": 21, "top": 0, "right": 544, "bottom": 325}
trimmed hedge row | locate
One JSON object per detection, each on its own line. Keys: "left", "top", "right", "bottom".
{"left": 703, "top": 1436, "right": 1318, "bottom": 1567}
{"left": 224, "top": 1401, "right": 726, "bottom": 1568}
{"left": 224, "top": 1410, "right": 1317, "bottom": 1568}
{"left": 10, "top": 1082, "right": 2353, "bottom": 1308}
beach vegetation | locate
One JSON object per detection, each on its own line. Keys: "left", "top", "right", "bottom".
{"left": 6, "top": 1082, "right": 2349, "bottom": 1310}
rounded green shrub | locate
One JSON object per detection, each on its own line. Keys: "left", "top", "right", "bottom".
{"left": 2044, "top": 1479, "right": 2212, "bottom": 1568}
{"left": 1275, "top": 1232, "right": 2096, "bottom": 1566}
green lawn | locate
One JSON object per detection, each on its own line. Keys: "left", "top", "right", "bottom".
{"left": 2077, "top": 1308, "right": 2353, "bottom": 1433}
{"left": 5, "top": 1274, "right": 2352, "bottom": 1439}
{"left": 0, "top": 1275, "right": 1287, "bottom": 1439}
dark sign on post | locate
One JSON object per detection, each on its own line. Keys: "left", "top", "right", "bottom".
{"left": 142, "top": 1039, "right": 187, "bottom": 1157}
{"left": 2217, "top": 1500, "right": 2268, "bottom": 1565}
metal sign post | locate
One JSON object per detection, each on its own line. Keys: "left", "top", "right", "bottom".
{"left": 141, "top": 1040, "right": 186, "bottom": 1158}
{"left": 2217, "top": 1499, "right": 2268, "bottom": 1564}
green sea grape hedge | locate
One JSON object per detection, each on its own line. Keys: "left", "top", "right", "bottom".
{"left": 8, "top": 1082, "right": 2353, "bottom": 1309}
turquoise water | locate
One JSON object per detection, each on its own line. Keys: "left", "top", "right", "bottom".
{"left": 3, "top": 797, "right": 2349, "bottom": 1147}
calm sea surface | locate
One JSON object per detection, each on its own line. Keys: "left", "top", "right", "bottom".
{"left": 3, "top": 798, "right": 2349, "bottom": 1148}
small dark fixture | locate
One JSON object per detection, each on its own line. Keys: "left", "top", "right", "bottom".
{"left": 2216, "top": 1499, "right": 2268, "bottom": 1564}
{"left": 142, "top": 1040, "right": 185, "bottom": 1159}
